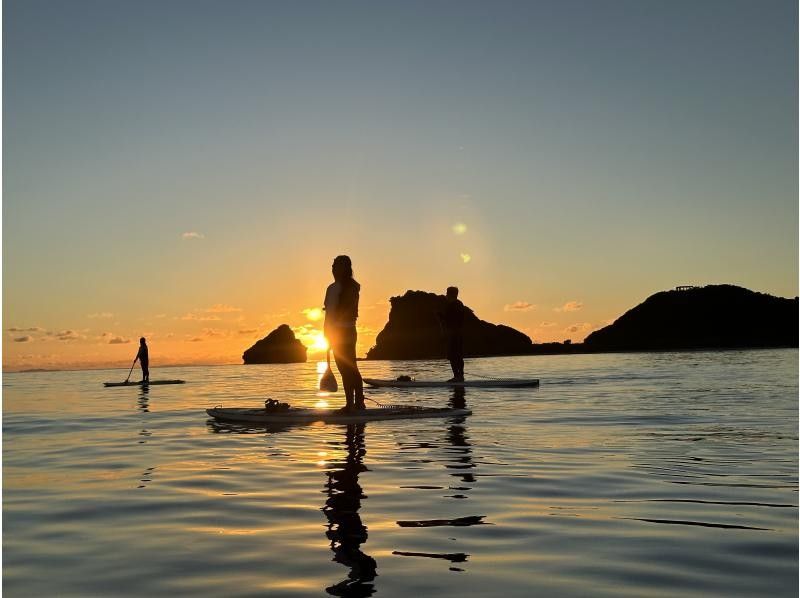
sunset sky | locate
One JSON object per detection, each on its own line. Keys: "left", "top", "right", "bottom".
{"left": 4, "top": 0, "right": 797, "bottom": 371}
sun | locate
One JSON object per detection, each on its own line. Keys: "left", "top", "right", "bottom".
{"left": 308, "top": 330, "right": 329, "bottom": 352}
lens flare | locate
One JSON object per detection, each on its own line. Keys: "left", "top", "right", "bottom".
{"left": 303, "top": 307, "right": 323, "bottom": 321}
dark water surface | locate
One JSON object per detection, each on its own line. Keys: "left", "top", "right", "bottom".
{"left": 4, "top": 350, "right": 798, "bottom": 597}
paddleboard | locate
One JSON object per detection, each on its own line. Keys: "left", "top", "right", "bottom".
{"left": 363, "top": 378, "right": 539, "bottom": 388}
{"left": 104, "top": 380, "right": 186, "bottom": 387}
{"left": 206, "top": 405, "right": 471, "bottom": 424}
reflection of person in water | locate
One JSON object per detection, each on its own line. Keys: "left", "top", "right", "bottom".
{"left": 137, "top": 385, "right": 150, "bottom": 413}
{"left": 323, "top": 423, "right": 377, "bottom": 597}
{"left": 446, "top": 387, "right": 475, "bottom": 487}
{"left": 449, "top": 386, "right": 466, "bottom": 410}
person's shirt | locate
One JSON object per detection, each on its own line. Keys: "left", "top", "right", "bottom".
{"left": 324, "top": 280, "right": 360, "bottom": 329}
{"left": 440, "top": 300, "right": 465, "bottom": 334}
{"left": 137, "top": 344, "right": 149, "bottom": 363}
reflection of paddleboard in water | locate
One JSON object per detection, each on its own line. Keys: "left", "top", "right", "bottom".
{"left": 206, "top": 405, "right": 471, "bottom": 424}
{"left": 363, "top": 378, "right": 539, "bottom": 388}
{"left": 104, "top": 380, "right": 185, "bottom": 387}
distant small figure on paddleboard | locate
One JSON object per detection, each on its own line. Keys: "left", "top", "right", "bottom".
{"left": 438, "top": 286, "right": 465, "bottom": 382}
{"left": 134, "top": 337, "right": 149, "bottom": 383}
{"left": 324, "top": 255, "right": 367, "bottom": 412}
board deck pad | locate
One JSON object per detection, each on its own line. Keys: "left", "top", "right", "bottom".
{"left": 104, "top": 380, "right": 186, "bottom": 387}
{"left": 363, "top": 378, "right": 539, "bottom": 388}
{"left": 206, "top": 405, "right": 471, "bottom": 424}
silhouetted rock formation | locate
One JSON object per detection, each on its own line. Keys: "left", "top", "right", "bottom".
{"left": 243, "top": 324, "right": 307, "bottom": 364}
{"left": 366, "top": 290, "right": 533, "bottom": 360}
{"left": 583, "top": 285, "right": 798, "bottom": 351}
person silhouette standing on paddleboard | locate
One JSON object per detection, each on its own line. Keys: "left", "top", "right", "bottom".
{"left": 324, "top": 255, "right": 367, "bottom": 412}
{"left": 134, "top": 337, "right": 149, "bottom": 383}
{"left": 438, "top": 286, "right": 465, "bottom": 382}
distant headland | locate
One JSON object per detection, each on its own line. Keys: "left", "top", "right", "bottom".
{"left": 582, "top": 284, "right": 797, "bottom": 351}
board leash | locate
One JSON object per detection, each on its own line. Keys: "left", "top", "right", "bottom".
{"left": 365, "top": 395, "right": 389, "bottom": 408}
{"left": 464, "top": 370, "right": 506, "bottom": 380}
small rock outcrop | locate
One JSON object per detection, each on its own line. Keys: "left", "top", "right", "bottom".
{"left": 243, "top": 324, "right": 307, "bottom": 364}
{"left": 583, "top": 284, "right": 798, "bottom": 350}
{"left": 366, "top": 290, "right": 533, "bottom": 360}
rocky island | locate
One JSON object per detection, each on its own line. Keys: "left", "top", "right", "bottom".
{"left": 583, "top": 284, "right": 798, "bottom": 351}
{"left": 242, "top": 324, "right": 307, "bottom": 364}
{"left": 366, "top": 290, "right": 533, "bottom": 360}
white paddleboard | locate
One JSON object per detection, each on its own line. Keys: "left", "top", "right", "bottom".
{"left": 207, "top": 405, "right": 471, "bottom": 424}
{"left": 363, "top": 377, "right": 539, "bottom": 388}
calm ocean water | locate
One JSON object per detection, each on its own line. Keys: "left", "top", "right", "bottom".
{"left": 3, "top": 350, "right": 798, "bottom": 597}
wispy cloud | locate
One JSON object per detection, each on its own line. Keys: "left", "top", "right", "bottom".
{"left": 179, "top": 304, "right": 242, "bottom": 320}
{"left": 204, "top": 304, "right": 242, "bottom": 313}
{"left": 181, "top": 232, "right": 204, "bottom": 240}
{"left": 187, "top": 336, "right": 204, "bottom": 342}
{"left": 55, "top": 330, "right": 82, "bottom": 341}
{"left": 180, "top": 313, "right": 221, "bottom": 321}
{"left": 564, "top": 322, "right": 594, "bottom": 334}
{"left": 201, "top": 328, "right": 228, "bottom": 338}
{"left": 238, "top": 328, "right": 258, "bottom": 335}
{"left": 87, "top": 312, "right": 114, "bottom": 319}
{"left": 539, "top": 321, "right": 557, "bottom": 328}
{"left": 13, "top": 336, "right": 32, "bottom": 343}
{"left": 8, "top": 327, "right": 43, "bottom": 332}
{"left": 555, "top": 301, "right": 583, "bottom": 312}
{"left": 504, "top": 301, "right": 536, "bottom": 312}
{"left": 108, "top": 336, "right": 130, "bottom": 344}
{"left": 265, "top": 310, "right": 290, "bottom": 319}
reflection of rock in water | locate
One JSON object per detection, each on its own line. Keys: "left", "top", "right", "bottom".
{"left": 323, "top": 423, "right": 377, "bottom": 597}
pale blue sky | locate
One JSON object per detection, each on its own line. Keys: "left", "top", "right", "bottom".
{"left": 4, "top": 0, "right": 797, "bottom": 368}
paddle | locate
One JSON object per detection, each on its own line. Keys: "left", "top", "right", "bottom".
{"left": 319, "top": 349, "right": 338, "bottom": 392}
{"left": 124, "top": 358, "right": 136, "bottom": 384}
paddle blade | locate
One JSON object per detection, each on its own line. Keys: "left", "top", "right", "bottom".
{"left": 320, "top": 367, "right": 338, "bottom": 392}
